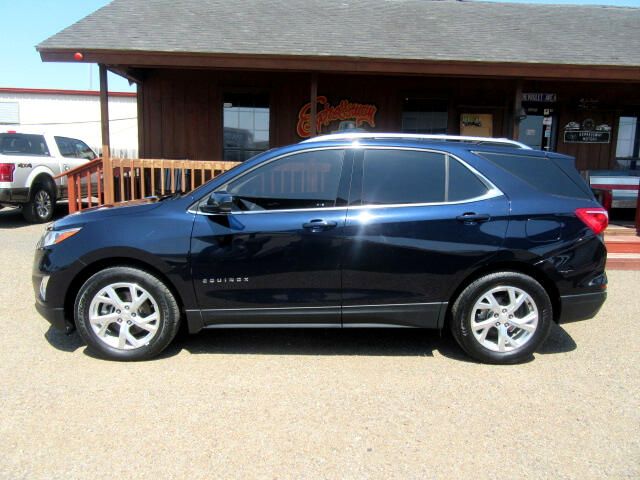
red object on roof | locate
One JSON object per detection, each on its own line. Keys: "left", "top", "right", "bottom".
{"left": 0, "top": 87, "right": 135, "bottom": 98}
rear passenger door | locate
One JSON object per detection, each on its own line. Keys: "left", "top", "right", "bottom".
{"left": 341, "top": 147, "right": 509, "bottom": 328}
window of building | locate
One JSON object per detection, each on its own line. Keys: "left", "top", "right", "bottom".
{"left": 0, "top": 102, "right": 19, "bottom": 125}
{"left": 615, "top": 116, "right": 639, "bottom": 169}
{"left": 223, "top": 149, "right": 344, "bottom": 211}
{"left": 362, "top": 149, "right": 446, "bottom": 204}
{"left": 401, "top": 98, "right": 448, "bottom": 134}
{"left": 223, "top": 93, "right": 270, "bottom": 162}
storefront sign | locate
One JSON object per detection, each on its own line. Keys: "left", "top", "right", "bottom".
{"left": 563, "top": 130, "right": 611, "bottom": 143}
{"left": 522, "top": 93, "right": 557, "bottom": 103}
{"left": 297, "top": 96, "right": 377, "bottom": 138}
{"left": 563, "top": 119, "right": 611, "bottom": 144}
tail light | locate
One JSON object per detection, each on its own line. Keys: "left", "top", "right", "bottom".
{"left": 575, "top": 207, "right": 608, "bottom": 235}
{"left": 0, "top": 163, "right": 15, "bottom": 182}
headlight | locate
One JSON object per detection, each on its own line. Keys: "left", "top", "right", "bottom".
{"left": 40, "top": 227, "right": 82, "bottom": 247}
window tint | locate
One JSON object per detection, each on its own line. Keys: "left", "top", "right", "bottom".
{"left": 478, "top": 151, "right": 589, "bottom": 198}
{"left": 362, "top": 149, "right": 445, "bottom": 204}
{"left": 224, "top": 149, "right": 344, "bottom": 210}
{"left": 55, "top": 137, "right": 74, "bottom": 157}
{"left": 0, "top": 133, "right": 49, "bottom": 156}
{"left": 55, "top": 136, "right": 96, "bottom": 160}
{"left": 448, "top": 158, "right": 489, "bottom": 201}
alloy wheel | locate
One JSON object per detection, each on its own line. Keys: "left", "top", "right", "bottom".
{"left": 88, "top": 282, "right": 161, "bottom": 350}
{"left": 34, "top": 190, "right": 52, "bottom": 219}
{"left": 470, "top": 286, "right": 539, "bottom": 353}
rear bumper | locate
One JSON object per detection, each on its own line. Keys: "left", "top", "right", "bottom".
{"left": 558, "top": 291, "right": 607, "bottom": 324}
{"left": 0, "top": 187, "right": 29, "bottom": 205}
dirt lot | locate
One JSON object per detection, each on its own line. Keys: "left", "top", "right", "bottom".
{"left": 0, "top": 206, "right": 638, "bottom": 479}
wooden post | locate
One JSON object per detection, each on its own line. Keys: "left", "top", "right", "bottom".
{"left": 310, "top": 73, "right": 318, "bottom": 137}
{"left": 512, "top": 80, "right": 523, "bottom": 141}
{"left": 99, "top": 64, "right": 114, "bottom": 204}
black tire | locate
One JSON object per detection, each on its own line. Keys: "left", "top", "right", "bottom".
{"left": 450, "top": 272, "right": 553, "bottom": 364}
{"left": 23, "top": 183, "right": 55, "bottom": 223}
{"left": 74, "top": 266, "right": 180, "bottom": 361}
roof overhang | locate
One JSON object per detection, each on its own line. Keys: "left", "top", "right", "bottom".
{"left": 38, "top": 48, "right": 640, "bottom": 83}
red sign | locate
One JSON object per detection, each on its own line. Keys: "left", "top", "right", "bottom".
{"left": 297, "top": 96, "right": 377, "bottom": 138}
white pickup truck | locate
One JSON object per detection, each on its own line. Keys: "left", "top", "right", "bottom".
{"left": 0, "top": 131, "right": 97, "bottom": 222}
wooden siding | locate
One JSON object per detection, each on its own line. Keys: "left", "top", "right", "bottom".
{"left": 138, "top": 69, "right": 640, "bottom": 171}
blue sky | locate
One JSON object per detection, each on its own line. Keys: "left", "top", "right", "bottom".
{"left": 1, "top": 0, "right": 639, "bottom": 93}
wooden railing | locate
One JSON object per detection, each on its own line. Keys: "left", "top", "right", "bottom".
{"left": 57, "top": 158, "right": 240, "bottom": 213}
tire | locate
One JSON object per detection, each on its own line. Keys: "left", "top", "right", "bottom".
{"left": 23, "top": 183, "right": 55, "bottom": 223}
{"left": 450, "top": 272, "right": 553, "bottom": 364}
{"left": 74, "top": 266, "right": 181, "bottom": 361}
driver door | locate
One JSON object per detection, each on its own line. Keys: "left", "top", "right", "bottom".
{"left": 190, "top": 148, "right": 353, "bottom": 327}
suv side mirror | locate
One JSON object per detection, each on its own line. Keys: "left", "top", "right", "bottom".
{"left": 200, "top": 192, "right": 234, "bottom": 214}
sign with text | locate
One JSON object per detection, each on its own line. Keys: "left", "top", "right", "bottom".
{"left": 563, "top": 130, "right": 611, "bottom": 144}
{"left": 523, "top": 93, "right": 557, "bottom": 103}
{"left": 297, "top": 96, "right": 377, "bottom": 138}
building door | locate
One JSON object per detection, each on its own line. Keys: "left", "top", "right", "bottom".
{"left": 190, "top": 148, "right": 352, "bottom": 326}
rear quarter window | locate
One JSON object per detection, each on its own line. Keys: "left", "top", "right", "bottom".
{"left": 0, "top": 133, "right": 49, "bottom": 156}
{"left": 476, "top": 151, "right": 589, "bottom": 199}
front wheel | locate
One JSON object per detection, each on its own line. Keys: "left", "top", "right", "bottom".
{"left": 74, "top": 267, "right": 181, "bottom": 361}
{"left": 450, "top": 272, "right": 553, "bottom": 364}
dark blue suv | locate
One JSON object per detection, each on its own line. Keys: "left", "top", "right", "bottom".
{"left": 33, "top": 135, "right": 608, "bottom": 364}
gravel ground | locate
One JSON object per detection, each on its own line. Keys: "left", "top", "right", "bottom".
{"left": 0, "top": 206, "right": 638, "bottom": 480}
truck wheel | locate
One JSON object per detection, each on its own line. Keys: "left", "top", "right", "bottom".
{"left": 23, "top": 184, "right": 55, "bottom": 223}
{"left": 74, "top": 266, "right": 181, "bottom": 361}
{"left": 450, "top": 272, "right": 553, "bottom": 364}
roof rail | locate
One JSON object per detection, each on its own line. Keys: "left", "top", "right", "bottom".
{"left": 301, "top": 132, "right": 531, "bottom": 149}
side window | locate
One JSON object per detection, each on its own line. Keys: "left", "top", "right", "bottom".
{"left": 224, "top": 149, "right": 344, "bottom": 211}
{"left": 55, "top": 137, "right": 74, "bottom": 157}
{"left": 0, "top": 134, "right": 49, "bottom": 156}
{"left": 71, "top": 138, "right": 97, "bottom": 160}
{"left": 477, "top": 151, "right": 589, "bottom": 199}
{"left": 55, "top": 137, "right": 96, "bottom": 160}
{"left": 362, "top": 149, "right": 446, "bottom": 204}
{"left": 448, "top": 158, "right": 489, "bottom": 201}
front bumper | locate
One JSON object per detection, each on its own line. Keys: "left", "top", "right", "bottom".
{"left": 558, "top": 291, "right": 607, "bottom": 323}
{"left": 34, "top": 297, "right": 73, "bottom": 332}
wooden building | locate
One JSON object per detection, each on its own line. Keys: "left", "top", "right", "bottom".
{"left": 37, "top": 0, "right": 640, "bottom": 175}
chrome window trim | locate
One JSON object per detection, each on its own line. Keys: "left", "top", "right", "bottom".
{"left": 189, "top": 146, "right": 504, "bottom": 215}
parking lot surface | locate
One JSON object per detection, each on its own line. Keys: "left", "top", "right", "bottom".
{"left": 1, "top": 207, "right": 638, "bottom": 479}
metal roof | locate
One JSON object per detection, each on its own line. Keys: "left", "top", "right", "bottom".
{"left": 37, "top": 0, "right": 640, "bottom": 68}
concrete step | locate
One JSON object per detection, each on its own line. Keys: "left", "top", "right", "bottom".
{"left": 605, "top": 224, "right": 638, "bottom": 236}
{"left": 607, "top": 253, "right": 640, "bottom": 271}
{"left": 605, "top": 235, "right": 640, "bottom": 254}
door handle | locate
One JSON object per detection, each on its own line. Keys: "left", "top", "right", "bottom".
{"left": 302, "top": 219, "right": 337, "bottom": 231}
{"left": 456, "top": 212, "right": 491, "bottom": 224}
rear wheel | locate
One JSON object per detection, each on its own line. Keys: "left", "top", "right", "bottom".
{"left": 23, "top": 184, "right": 55, "bottom": 223}
{"left": 74, "top": 267, "right": 180, "bottom": 361}
{"left": 450, "top": 272, "right": 552, "bottom": 364}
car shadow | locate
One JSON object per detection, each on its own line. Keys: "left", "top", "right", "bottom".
{"left": 535, "top": 322, "right": 577, "bottom": 355}
{"left": 44, "top": 321, "right": 577, "bottom": 363}
{"left": 0, "top": 205, "right": 68, "bottom": 229}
